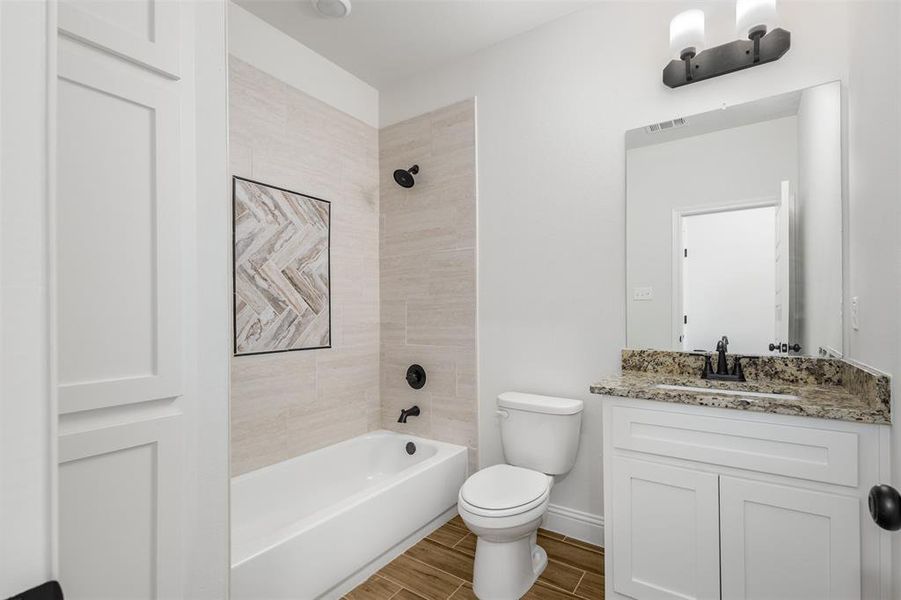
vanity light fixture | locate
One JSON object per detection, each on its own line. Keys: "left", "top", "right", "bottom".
{"left": 663, "top": 0, "right": 790, "bottom": 88}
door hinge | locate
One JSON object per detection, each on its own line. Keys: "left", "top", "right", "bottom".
{"left": 684, "top": 315, "right": 688, "bottom": 324}
{"left": 684, "top": 248, "right": 688, "bottom": 257}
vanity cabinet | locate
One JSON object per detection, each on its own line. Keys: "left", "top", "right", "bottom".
{"left": 611, "top": 458, "right": 720, "bottom": 600}
{"left": 718, "top": 477, "right": 860, "bottom": 599}
{"left": 602, "top": 397, "right": 892, "bottom": 600}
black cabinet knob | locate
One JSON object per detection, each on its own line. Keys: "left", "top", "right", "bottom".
{"left": 869, "top": 484, "right": 901, "bottom": 531}
{"left": 406, "top": 364, "right": 426, "bottom": 390}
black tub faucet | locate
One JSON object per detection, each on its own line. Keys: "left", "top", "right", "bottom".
{"left": 397, "top": 405, "right": 421, "bottom": 423}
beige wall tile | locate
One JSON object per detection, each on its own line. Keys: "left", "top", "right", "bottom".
{"left": 230, "top": 60, "right": 476, "bottom": 475}
{"left": 379, "top": 101, "right": 478, "bottom": 464}
{"left": 229, "top": 56, "right": 380, "bottom": 476}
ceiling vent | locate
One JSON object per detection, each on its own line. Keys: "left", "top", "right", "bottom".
{"left": 646, "top": 117, "right": 687, "bottom": 133}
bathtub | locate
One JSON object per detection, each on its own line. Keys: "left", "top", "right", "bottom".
{"left": 231, "top": 430, "right": 468, "bottom": 600}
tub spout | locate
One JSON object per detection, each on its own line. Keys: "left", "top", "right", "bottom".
{"left": 397, "top": 405, "right": 421, "bottom": 423}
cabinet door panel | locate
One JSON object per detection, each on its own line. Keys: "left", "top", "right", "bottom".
{"left": 720, "top": 476, "right": 860, "bottom": 600}
{"left": 612, "top": 457, "right": 720, "bottom": 600}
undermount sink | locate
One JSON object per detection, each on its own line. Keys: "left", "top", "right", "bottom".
{"left": 654, "top": 384, "right": 799, "bottom": 401}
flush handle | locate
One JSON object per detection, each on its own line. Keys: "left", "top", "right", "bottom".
{"left": 869, "top": 484, "right": 901, "bottom": 531}
{"left": 496, "top": 409, "right": 509, "bottom": 419}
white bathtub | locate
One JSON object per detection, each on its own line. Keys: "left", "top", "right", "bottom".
{"left": 231, "top": 430, "right": 468, "bottom": 600}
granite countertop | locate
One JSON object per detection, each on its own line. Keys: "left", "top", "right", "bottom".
{"left": 590, "top": 349, "right": 891, "bottom": 425}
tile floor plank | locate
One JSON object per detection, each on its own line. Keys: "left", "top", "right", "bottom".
{"left": 448, "top": 514, "right": 466, "bottom": 529}
{"left": 378, "top": 554, "right": 464, "bottom": 600}
{"left": 448, "top": 583, "right": 477, "bottom": 600}
{"left": 393, "top": 589, "right": 430, "bottom": 600}
{"left": 537, "top": 534, "right": 604, "bottom": 575}
{"left": 453, "top": 533, "right": 476, "bottom": 557}
{"left": 538, "top": 528, "right": 566, "bottom": 541}
{"left": 351, "top": 528, "right": 603, "bottom": 599}
{"left": 523, "top": 581, "right": 580, "bottom": 600}
{"left": 427, "top": 521, "right": 470, "bottom": 548}
{"left": 562, "top": 537, "right": 603, "bottom": 554}
{"left": 344, "top": 575, "right": 401, "bottom": 600}
{"left": 537, "top": 559, "right": 585, "bottom": 594}
{"left": 406, "top": 539, "right": 474, "bottom": 582}
{"left": 574, "top": 571, "right": 604, "bottom": 600}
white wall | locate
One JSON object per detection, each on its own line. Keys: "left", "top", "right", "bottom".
{"left": 797, "top": 83, "right": 842, "bottom": 357}
{"left": 228, "top": 2, "right": 379, "bottom": 128}
{"left": 380, "top": 0, "right": 897, "bottom": 529}
{"left": 0, "top": 1, "right": 53, "bottom": 595}
{"left": 626, "top": 117, "right": 798, "bottom": 352}
{"left": 841, "top": 1, "right": 901, "bottom": 590}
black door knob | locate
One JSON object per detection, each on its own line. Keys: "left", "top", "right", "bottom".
{"left": 869, "top": 484, "right": 901, "bottom": 531}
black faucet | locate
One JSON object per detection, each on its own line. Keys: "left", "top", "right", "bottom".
{"left": 701, "top": 335, "right": 746, "bottom": 382}
{"left": 397, "top": 405, "right": 421, "bottom": 423}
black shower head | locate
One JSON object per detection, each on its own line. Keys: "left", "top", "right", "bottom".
{"left": 393, "top": 165, "right": 419, "bottom": 188}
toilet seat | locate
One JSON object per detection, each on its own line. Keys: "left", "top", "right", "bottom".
{"left": 459, "top": 465, "right": 551, "bottom": 518}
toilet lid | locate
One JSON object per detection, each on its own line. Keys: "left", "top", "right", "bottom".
{"left": 460, "top": 464, "right": 549, "bottom": 511}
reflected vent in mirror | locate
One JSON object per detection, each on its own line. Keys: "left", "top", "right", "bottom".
{"left": 646, "top": 117, "right": 687, "bottom": 133}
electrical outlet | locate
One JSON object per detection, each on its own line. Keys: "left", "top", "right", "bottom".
{"left": 850, "top": 296, "right": 860, "bottom": 331}
{"left": 633, "top": 286, "right": 654, "bottom": 301}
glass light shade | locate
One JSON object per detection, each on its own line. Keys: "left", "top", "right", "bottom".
{"left": 736, "top": 0, "right": 777, "bottom": 37}
{"left": 670, "top": 10, "right": 706, "bottom": 59}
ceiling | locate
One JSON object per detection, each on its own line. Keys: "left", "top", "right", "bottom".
{"left": 625, "top": 87, "right": 807, "bottom": 150}
{"left": 234, "top": 0, "right": 591, "bottom": 88}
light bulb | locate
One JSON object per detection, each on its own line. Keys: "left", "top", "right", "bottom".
{"left": 736, "top": 0, "right": 777, "bottom": 38}
{"left": 670, "top": 10, "right": 706, "bottom": 60}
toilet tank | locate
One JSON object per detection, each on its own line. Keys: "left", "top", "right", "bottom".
{"left": 497, "top": 392, "right": 583, "bottom": 475}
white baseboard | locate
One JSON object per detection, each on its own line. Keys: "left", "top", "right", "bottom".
{"left": 542, "top": 504, "right": 605, "bottom": 547}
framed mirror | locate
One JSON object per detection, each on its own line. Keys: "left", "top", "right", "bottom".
{"left": 626, "top": 81, "right": 842, "bottom": 357}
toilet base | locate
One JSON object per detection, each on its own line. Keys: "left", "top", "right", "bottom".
{"left": 472, "top": 534, "right": 547, "bottom": 600}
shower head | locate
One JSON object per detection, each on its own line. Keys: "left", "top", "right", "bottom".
{"left": 393, "top": 165, "right": 419, "bottom": 189}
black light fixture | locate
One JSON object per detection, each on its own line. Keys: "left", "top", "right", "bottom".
{"left": 663, "top": 0, "right": 790, "bottom": 89}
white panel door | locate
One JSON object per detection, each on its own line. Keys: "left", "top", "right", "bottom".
{"left": 59, "top": 0, "right": 180, "bottom": 77}
{"left": 55, "top": 1, "right": 191, "bottom": 599}
{"left": 681, "top": 206, "right": 776, "bottom": 355}
{"left": 56, "top": 35, "right": 181, "bottom": 415}
{"left": 611, "top": 457, "right": 720, "bottom": 600}
{"left": 720, "top": 476, "right": 861, "bottom": 600}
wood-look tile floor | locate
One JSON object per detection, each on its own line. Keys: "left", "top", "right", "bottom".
{"left": 344, "top": 516, "right": 604, "bottom": 600}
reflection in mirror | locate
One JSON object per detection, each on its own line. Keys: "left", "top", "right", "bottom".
{"left": 626, "top": 81, "right": 842, "bottom": 357}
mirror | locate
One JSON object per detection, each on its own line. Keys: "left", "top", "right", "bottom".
{"left": 626, "top": 81, "right": 842, "bottom": 357}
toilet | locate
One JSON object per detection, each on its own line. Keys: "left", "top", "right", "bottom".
{"left": 457, "top": 392, "right": 583, "bottom": 599}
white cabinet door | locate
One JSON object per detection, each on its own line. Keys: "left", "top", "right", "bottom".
{"left": 611, "top": 457, "right": 721, "bottom": 600}
{"left": 720, "top": 476, "right": 861, "bottom": 600}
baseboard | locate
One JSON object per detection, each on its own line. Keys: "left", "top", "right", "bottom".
{"left": 320, "top": 506, "right": 458, "bottom": 599}
{"left": 542, "top": 503, "right": 605, "bottom": 547}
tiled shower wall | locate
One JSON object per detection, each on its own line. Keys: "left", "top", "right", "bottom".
{"left": 229, "top": 57, "right": 380, "bottom": 476}
{"left": 379, "top": 100, "right": 479, "bottom": 471}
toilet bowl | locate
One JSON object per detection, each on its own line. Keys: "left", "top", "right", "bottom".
{"left": 457, "top": 392, "right": 583, "bottom": 599}
{"left": 458, "top": 464, "right": 553, "bottom": 599}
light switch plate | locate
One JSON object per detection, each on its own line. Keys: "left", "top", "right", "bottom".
{"left": 850, "top": 296, "right": 859, "bottom": 331}
{"left": 633, "top": 286, "right": 653, "bottom": 301}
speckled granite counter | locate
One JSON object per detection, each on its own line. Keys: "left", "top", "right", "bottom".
{"left": 591, "top": 349, "right": 891, "bottom": 425}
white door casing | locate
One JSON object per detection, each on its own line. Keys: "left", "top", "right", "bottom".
{"left": 773, "top": 180, "right": 792, "bottom": 349}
